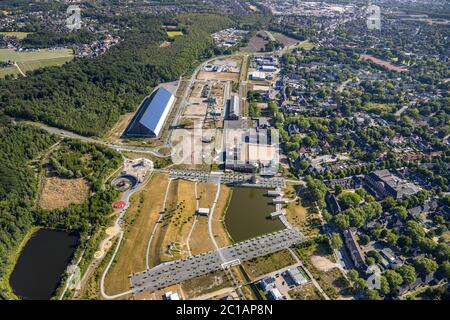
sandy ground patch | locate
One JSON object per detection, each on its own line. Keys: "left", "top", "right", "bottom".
{"left": 311, "top": 255, "right": 339, "bottom": 272}
{"left": 104, "top": 173, "right": 169, "bottom": 295}
{"left": 39, "top": 176, "right": 90, "bottom": 210}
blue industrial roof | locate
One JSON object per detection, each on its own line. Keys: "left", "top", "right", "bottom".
{"left": 139, "top": 87, "right": 175, "bottom": 137}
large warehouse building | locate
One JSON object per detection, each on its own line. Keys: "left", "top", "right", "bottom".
{"left": 125, "top": 87, "right": 175, "bottom": 138}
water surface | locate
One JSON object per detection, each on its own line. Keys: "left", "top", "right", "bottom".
{"left": 224, "top": 187, "right": 284, "bottom": 242}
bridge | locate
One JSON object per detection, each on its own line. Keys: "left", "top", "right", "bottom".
{"left": 168, "top": 169, "right": 285, "bottom": 189}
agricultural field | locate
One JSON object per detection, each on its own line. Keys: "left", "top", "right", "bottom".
{"left": 0, "top": 31, "right": 30, "bottom": 39}
{"left": 285, "top": 184, "right": 322, "bottom": 237}
{"left": 189, "top": 183, "right": 217, "bottom": 256}
{"left": 0, "top": 48, "right": 73, "bottom": 76}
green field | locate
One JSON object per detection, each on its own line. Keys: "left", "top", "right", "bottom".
{"left": 0, "top": 48, "right": 73, "bottom": 77}
{"left": 0, "top": 32, "right": 30, "bottom": 39}
{"left": 167, "top": 31, "right": 184, "bottom": 38}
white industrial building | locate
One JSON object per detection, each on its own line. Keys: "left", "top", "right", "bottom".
{"left": 125, "top": 87, "right": 175, "bottom": 138}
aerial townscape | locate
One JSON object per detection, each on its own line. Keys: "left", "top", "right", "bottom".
{"left": 0, "top": 0, "right": 449, "bottom": 308}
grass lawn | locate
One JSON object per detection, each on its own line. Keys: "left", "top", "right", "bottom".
{"left": 189, "top": 182, "right": 217, "bottom": 255}
{"left": 0, "top": 31, "right": 30, "bottom": 39}
{"left": 104, "top": 173, "right": 169, "bottom": 295}
{"left": 293, "top": 241, "right": 349, "bottom": 299}
{"left": 296, "top": 40, "right": 315, "bottom": 50}
{"left": 242, "top": 249, "right": 297, "bottom": 280}
{"left": 167, "top": 31, "right": 184, "bottom": 38}
{"left": 38, "top": 176, "right": 90, "bottom": 210}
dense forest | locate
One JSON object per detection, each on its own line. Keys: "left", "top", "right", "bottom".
{"left": 0, "top": 14, "right": 233, "bottom": 136}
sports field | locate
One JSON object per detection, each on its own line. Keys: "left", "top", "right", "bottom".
{"left": 0, "top": 48, "right": 73, "bottom": 77}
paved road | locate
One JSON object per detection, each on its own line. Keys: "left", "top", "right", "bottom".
{"left": 131, "top": 228, "right": 306, "bottom": 294}
{"left": 169, "top": 169, "right": 285, "bottom": 188}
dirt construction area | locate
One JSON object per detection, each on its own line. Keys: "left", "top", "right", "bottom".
{"left": 38, "top": 176, "right": 90, "bottom": 210}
